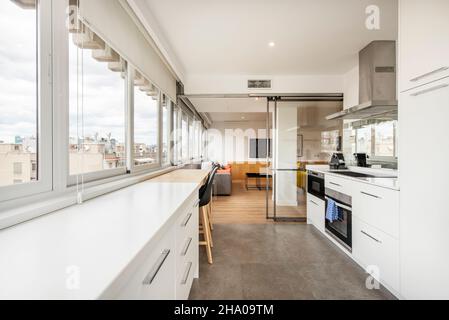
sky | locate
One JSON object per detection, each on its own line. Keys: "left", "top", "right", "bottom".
{"left": 0, "top": 0, "right": 159, "bottom": 146}
{"left": 0, "top": 0, "right": 37, "bottom": 143}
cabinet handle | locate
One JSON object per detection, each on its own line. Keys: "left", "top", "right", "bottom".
{"left": 410, "top": 84, "right": 448, "bottom": 97}
{"left": 361, "top": 230, "right": 382, "bottom": 244}
{"left": 325, "top": 196, "right": 352, "bottom": 211}
{"left": 410, "top": 67, "right": 448, "bottom": 82}
{"left": 181, "top": 237, "right": 193, "bottom": 256}
{"left": 181, "top": 262, "right": 193, "bottom": 285}
{"left": 181, "top": 213, "right": 193, "bottom": 227}
{"left": 194, "top": 199, "right": 200, "bottom": 208}
{"left": 142, "top": 249, "right": 170, "bottom": 285}
{"left": 360, "top": 191, "right": 382, "bottom": 199}
{"left": 329, "top": 182, "right": 342, "bottom": 187}
{"left": 309, "top": 200, "right": 318, "bottom": 206}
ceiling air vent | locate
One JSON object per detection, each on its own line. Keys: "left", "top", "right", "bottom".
{"left": 248, "top": 79, "right": 272, "bottom": 89}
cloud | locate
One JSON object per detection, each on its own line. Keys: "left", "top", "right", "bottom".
{"left": 1, "top": 0, "right": 163, "bottom": 148}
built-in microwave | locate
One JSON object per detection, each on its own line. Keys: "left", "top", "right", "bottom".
{"left": 307, "top": 171, "right": 325, "bottom": 200}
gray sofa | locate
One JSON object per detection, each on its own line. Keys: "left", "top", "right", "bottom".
{"left": 214, "top": 172, "right": 232, "bottom": 196}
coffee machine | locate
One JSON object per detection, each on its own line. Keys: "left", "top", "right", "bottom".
{"left": 354, "top": 153, "right": 368, "bottom": 167}
{"left": 329, "top": 153, "right": 346, "bottom": 170}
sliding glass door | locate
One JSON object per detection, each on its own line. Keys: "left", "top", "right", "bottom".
{"left": 266, "top": 99, "right": 306, "bottom": 221}
{"left": 266, "top": 97, "right": 343, "bottom": 222}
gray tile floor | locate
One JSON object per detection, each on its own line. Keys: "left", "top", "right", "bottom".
{"left": 189, "top": 224, "right": 396, "bottom": 300}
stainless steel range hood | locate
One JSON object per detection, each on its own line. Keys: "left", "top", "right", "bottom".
{"left": 327, "top": 41, "right": 397, "bottom": 121}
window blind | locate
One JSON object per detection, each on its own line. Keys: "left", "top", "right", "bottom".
{"left": 78, "top": 0, "right": 176, "bottom": 100}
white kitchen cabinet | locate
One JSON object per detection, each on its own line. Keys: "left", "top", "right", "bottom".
{"left": 399, "top": 78, "right": 449, "bottom": 299}
{"left": 399, "top": 0, "right": 449, "bottom": 92}
{"left": 325, "top": 174, "right": 354, "bottom": 196}
{"left": 116, "top": 227, "right": 176, "bottom": 300}
{"left": 352, "top": 217, "right": 400, "bottom": 294}
{"left": 113, "top": 193, "right": 200, "bottom": 300}
{"left": 352, "top": 183, "right": 399, "bottom": 239}
{"left": 307, "top": 193, "right": 325, "bottom": 233}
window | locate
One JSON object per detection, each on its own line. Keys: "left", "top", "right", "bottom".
{"left": 353, "top": 121, "right": 398, "bottom": 159}
{"left": 161, "top": 95, "right": 170, "bottom": 165}
{"left": 133, "top": 71, "right": 159, "bottom": 167}
{"left": 356, "top": 126, "right": 372, "bottom": 155}
{"left": 321, "top": 130, "right": 340, "bottom": 153}
{"left": 13, "top": 163, "right": 23, "bottom": 175}
{"left": 181, "top": 113, "right": 189, "bottom": 162}
{"left": 172, "top": 105, "right": 179, "bottom": 164}
{"left": 68, "top": 25, "right": 126, "bottom": 177}
{"left": 189, "top": 120, "right": 194, "bottom": 160}
{"left": 0, "top": 0, "right": 38, "bottom": 188}
{"left": 374, "top": 121, "right": 396, "bottom": 157}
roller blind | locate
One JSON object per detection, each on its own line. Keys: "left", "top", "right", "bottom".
{"left": 78, "top": 0, "right": 176, "bottom": 100}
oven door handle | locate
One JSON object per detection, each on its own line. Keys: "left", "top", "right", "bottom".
{"left": 325, "top": 197, "right": 352, "bottom": 211}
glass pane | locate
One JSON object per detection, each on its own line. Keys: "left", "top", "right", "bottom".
{"left": 68, "top": 29, "right": 126, "bottom": 175}
{"left": 162, "top": 97, "right": 169, "bottom": 165}
{"left": 134, "top": 87, "right": 159, "bottom": 166}
{"left": 374, "top": 121, "right": 395, "bottom": 157}
{"left": 181, "top": 114, "right": 188, "bottom": 161}
{"left": 172, "top": 106, "right": 178, "bottom": 163}
{"left": 0, "top": 0, "right": 38, "bottom": 187}
{"left": 356, "top": 126, "right": 372, "bottom": 155}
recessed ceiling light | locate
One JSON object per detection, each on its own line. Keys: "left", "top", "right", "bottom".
{"left": 241, "top": 116, "right": 246, "bottom": 120}
{"left": 268, "top": 42, "right": 275, "bottom": 47}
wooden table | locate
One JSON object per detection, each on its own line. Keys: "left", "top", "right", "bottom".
{"left": 149, "top": 169, "right": 210, "bottom": 185}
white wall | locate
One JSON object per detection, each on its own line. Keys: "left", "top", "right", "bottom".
{"left": 185, "top": 74, "right": 344, "bottom": 95}
{"left": 207, "top": 121, "right": 267, "bottom": 164}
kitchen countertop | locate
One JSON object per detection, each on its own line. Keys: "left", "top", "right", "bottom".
{"left": 0, "top": 179, "right": 202, "bottom": 300}
{"left": 148, "top": 169, "right": 209, "bottom": 184}
{"left": 306, "top": 165, "right": 400, "bottom": 191}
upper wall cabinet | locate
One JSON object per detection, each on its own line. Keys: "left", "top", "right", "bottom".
{"left": 399, "top": 0, "right": 449, "bottom": 92}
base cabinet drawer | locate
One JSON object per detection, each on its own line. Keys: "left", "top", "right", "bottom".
{"left": 325, "top": 175, "right": 354, "bottom": 195}
{"left": 110, "top": 191, "right": 200, "bottom": 300}
{"left": 116, "top": 228, "right": 176, "bottom": 300}
{"left": 176, "top": 237, "right": 198, "bottom": 300}
{"left": 352, "top": 217, "right": 399, "bottom": 293}
{"left": 353, "top": 183, "right": 399, "bottom": 238}
{"left": 307, "top": 193, "right": 325, "bottom": 233}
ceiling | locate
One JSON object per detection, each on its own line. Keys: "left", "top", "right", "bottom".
{"left": 191, "top": 97, "right": 267, "bottom": 113}
{"left": 141, "top": 0, "right": 398, "bottom": 76}
{"left": 198, "top": 98, "right": 343, "bottom": 128}
{"left": 206, "top": 112, "right": 267, "bottom": 123}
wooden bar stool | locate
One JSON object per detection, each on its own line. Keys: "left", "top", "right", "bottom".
{"left": 198, "top": 166, "right": 218, "bottom": 264}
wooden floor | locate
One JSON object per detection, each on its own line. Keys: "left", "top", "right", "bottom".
{"left": 211, "top": 182, "right": 307, "bottom": 224}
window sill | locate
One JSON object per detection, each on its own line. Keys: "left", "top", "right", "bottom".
{"left": 0, "top": 166, "right": 176, "bottom": 230}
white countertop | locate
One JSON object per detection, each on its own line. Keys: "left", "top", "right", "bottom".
{"left": 0, "top": 180, "right": 199, "bottom": 300}
{"left": 307, "top": 165, "right": 400, "bottom": 191}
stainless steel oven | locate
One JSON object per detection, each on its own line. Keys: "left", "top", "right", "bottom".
{"left": 307, "top": 171, "right": 325, "bottom": 200}
{"left": 325, "top": 188, "right": 352, "bottom": 251}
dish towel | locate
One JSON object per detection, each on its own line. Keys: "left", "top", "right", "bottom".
{"left": 326, "top": 198, "right": 339, "bottom": 223}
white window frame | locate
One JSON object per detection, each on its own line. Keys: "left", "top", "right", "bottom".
{"left": 0, "top": 0, "right": 182, "bottom": 229}
{"left": 129, "top": 66, "right": 162, "bottom": 174}
{"left": 0, "top": 0, "right": 53, "bottom": 202}
{"left": 161, "top": 95, "right": 171, "bottom": 166}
